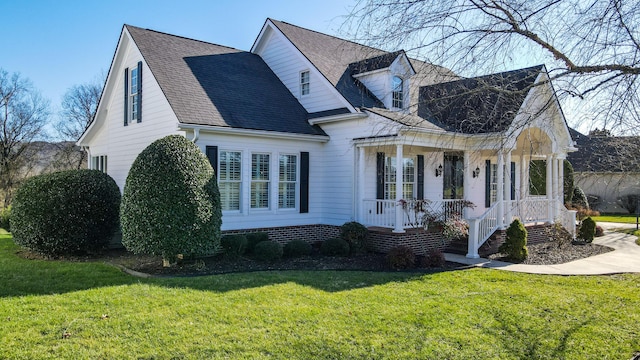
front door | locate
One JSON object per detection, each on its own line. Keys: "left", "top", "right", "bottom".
{"left": 443, "top": 153, "right": 464, "bottom": 199}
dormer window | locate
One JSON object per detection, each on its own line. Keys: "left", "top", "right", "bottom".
{"left": 300, "top": 70, "right": 310, "bottom": 96}
{"left": 392, "top": 76, "right": 404, "bottom": 109}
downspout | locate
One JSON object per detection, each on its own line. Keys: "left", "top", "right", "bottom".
{"left": 191, "top": 128, "right": 200, "bottom": 143}
{"left": 83, "top": 146, "right": 91, "bottom": 169}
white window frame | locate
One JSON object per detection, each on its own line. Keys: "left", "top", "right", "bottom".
{"left": 391, "top": 76, "right": 404, "bottom": 109}
{"left": 384, "top": 156, "right": 415, "bottom": 200}
{"left": 219, "top": 150, "right": 242, "bottom": 212}
{"left": 251, "top": 153, "right": 271, "bottom": 210}
{"left": 278, "top": 154, "right": 298, "bottom": 210}
{"left": 300, "top": 70, "right": 310, "bottom": 96}
{"left": 90, "top": 155, "right": 107, "bottom": 173}
{"left": 129, "top": 67, "right": 139, "bottom": 123}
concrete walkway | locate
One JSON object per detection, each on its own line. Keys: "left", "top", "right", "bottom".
{"left": 446, "top": 224, "right": 640, "bottom": 275}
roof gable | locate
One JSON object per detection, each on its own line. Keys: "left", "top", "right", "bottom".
{"left": 126, "top": 25, "right": 325, "bottom": 136}
{"left": 568, "top": 130, "right": 640, "bottom": 172}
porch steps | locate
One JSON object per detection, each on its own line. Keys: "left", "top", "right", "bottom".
{"left": 445, "top": 232, "right": 504, "bottom": 257}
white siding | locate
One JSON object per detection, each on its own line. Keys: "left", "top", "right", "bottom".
{"left": 196, "top": 132, "right": 325, "bottom": 231}
{"left": 256, "top": 31, "right": 347, "bottom": 113}
{"left": 356, "top": 71, "right": 389, "bottom": 107}
{"left": 84, "top": 38, "right": 182, "bottom": 191}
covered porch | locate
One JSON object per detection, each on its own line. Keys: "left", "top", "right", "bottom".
{"left": 354, "top": 127, "right": 577, "bottom": 258}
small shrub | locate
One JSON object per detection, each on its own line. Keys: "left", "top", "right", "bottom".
{"left": 220, "top": 234, "right": 247, "bottom": 257}
{"left": 573, "top": 206, "right": 600, "bottom": 221}
{"left": 595, "top": 225, "right": 604, "bottom": 237}
{"left": 578, "top": 217, "right": 596, "bottom": 243}
{"left": 386, "top": 245, "right": 416, "bottom": 270}
{"left": 253, "top": 241, "right": 283, "bottom": 262}
{"left": 11, "top": 170, "right": 121, "bottom": 256}
{"left": 340, "top": 221, "right": 368, "bottom": 255}
{"left": 442, "top": 216, "right": 469, "bottom": 240}
{"left": 283, "top": 239, "right": 312, "bottom": 257}
{"left": 499, "top": 219, "right": 528, "bottom": 261}
{"left": 320, "top": 237, "right": 350, "bottom": 256}
{"left": 245, "top": 232, "right": 269, "bottom": 254}
{"left": 0, "top": 206, "right": 11, "bottom": 232}
{"left": 420, "top": 248, "right": 446, "bottom": 268}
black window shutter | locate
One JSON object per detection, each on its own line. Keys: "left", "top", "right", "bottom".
{"left": 137, "top": 61, "right": 143, "bottom": 123}
{"left": 416, "top": 155, "right": 424, "bottom": 200}
{"left": 205, "top": 146, "right": 218, "bottom": 176}
{"left": 510, "top": 162, "right": 516, "bottom": 200}
{"left": 485, "top": 159, "right": 491, "bottom": 208}
{"left": 376, "top": 152, "right": 385, "bottom": 200}
{"left": 300, "top": 152, "right": 309, "bottom": 213}
{"left": 123, "top": 67, "right": 129, "bottom": 126}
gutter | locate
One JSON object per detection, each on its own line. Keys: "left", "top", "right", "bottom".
{"left": 308, "top": 112, "right": 368, "bottom": 125}
{"left": 178, "top": 124, "right": 330, "bottom": 143}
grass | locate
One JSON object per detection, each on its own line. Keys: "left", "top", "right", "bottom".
{"left": 0, "top": 234, "right": 639, "bottom": 359}
{"left": 592, "top": 214, "right": 639, "bottom": 224}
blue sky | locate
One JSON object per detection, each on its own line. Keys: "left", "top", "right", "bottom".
{"left": 1, "top": 0, "right": 354, "bottom": 112}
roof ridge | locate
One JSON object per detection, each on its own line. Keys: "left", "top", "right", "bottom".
{"left": 420, "top": 64, "right": 544, "bottom": 89}
{"left": 124, "top": 24, "right": 241, "bottom": 52}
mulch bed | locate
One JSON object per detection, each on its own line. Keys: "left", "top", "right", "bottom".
{"left": 487, "top": 239, "right": 613, "bottom": 265}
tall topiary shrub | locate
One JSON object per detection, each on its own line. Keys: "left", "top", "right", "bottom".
{"left": 120, "top": 135, "right": 221, "bottom": 265}
{"left": 563, "top": 160, "right": 575, "bottom": 204}
{"left": 11, "top": 170, "right": 120, "bottom": 256}
{"left": 572, "top": 186, "right": 589, "bottom": 209}
{"left": 498, "top": 219, "right": 528, "bottom": 261}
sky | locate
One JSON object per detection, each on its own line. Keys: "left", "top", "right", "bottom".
{"left": 1, "top": 0, "right": 355, "bottom": 114}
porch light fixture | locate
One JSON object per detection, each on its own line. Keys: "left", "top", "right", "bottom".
{"left": 435, "top": 164, "right": 443, "bottom": 177}
{"left": 472, "top": 166, "right": 480, "bottom": 178}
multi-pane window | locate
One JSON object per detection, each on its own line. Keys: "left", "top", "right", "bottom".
{"left": 90, "top": 155, "right": 107, "bottom": 173}
{"left": 219, "top": 151, "right": 242, "bottom": 211}
{"left": 279, "top": 154, "right": 297, "bottom": 209}
{"left": 300, "top": 71, "right": 310, "bottom": 96}
{"left": 130, "top": 67, "right": 139, "bottom": 122}
{"left": 384, "top": 156, "right": 415, "bottom": 200}
{"left": 490, "top": 163, "right": 498, "bottom": 204}
{"left": 443, "top": 153, "right": 464, "bottom": 199}
{"left": 392, "top": 76, "right": 403, "bottom": 109}
{"left": 251, "top": 153, "right": 270, "bottom": 209}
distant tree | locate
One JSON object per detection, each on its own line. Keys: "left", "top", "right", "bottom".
{"left": 0, "top": 69, "right": 50, "bottom": 207}
{"left": 347, "top": 0, "right": 640, "bottom": 134}
{"left": 55, "top": 76, "right": 103, "bottom": 169}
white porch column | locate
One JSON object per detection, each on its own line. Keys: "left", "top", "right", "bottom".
{"left": 558, "top": 157, "right": 564, "bottom": 205}
{"left": 552, "top": 155, "right": 559, "bottom": 220}
{"left": 520, "top": 154, "right": 527, "bottom": 199}
{"left": 463, "top": 151, "right": 472, "bottom": 219}
{"left": 546, "top": 154, "right": 554, "bottom": 223}
{"left": 357, "top": 146, "right": 365, "bottom": 223}
{"left": 496, "top": 151, "right": 504, "bottom": 229}
{"left": 504, "top": 151, "right": 512, "bottom": 226}
{"left": 393, "top": 144, "right": 405, "bottom": 233}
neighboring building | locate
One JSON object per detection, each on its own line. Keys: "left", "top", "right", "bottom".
{"left": 569, "top": 129, "right": 640, "bottom": 213}
{"left": 78, "top": 19, "right": 576, "bottom": 258}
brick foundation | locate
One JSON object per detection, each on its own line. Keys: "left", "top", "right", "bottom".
{"left": 479, "top": 223, "right": 561, "bottom": 256}
{"left": 222, "top": 224, "right": 340, "bottom": 245}
{"left": 366, "top": 227, "right": 450, "bottom": 255}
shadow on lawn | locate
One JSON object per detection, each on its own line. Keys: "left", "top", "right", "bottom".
{"left": 0, "top": 236, "right": 458, "bottom": 297}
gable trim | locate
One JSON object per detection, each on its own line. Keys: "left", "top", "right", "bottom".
{"left": 308, "top": 112, "right": 367, "bottom": 125}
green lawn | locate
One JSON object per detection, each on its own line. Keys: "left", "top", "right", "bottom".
{"left": 1, "top": 234, "right": 639, "bottom": 359}
{"left": 592, "top": 214, "right": 640, "bottom": 224}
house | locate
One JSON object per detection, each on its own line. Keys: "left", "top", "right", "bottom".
{"left": 568, "top": 129, "right": 640, "bottom": 213}
{"left": 77, "top": 19, "right": 577, "bottom": 258}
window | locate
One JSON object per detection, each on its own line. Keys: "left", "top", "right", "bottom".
{"left": 279, "top": 154, "right": 297, "bottom": 209}
{"left": 392, "top": 76, "right": 403, "bottom": 109}
{"left": 219, "top": 151, "right": 242, "bottom": 211}
{"left": 300, "top": 70, "right": 310, "bottom": 96}
{"left": 130, "top": 67, "right": 139, "bottom": 122}
{"left": 251, "top": 153, "right": 270, "bottom": 209}
{"left": 90, "top": 155, "right": 107, "bottom": 173}
{"left": 489, "top": 163, "right": 498, "bottom": 204}
{"left": 384, "top": 156, "right": 415, "bottom": 200}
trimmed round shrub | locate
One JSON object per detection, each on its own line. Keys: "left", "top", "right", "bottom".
{"left": 499, "top": 219, "right": 528, "bottom": 261}
{"left": 340, "top": 221, "right": 368, "bottom": 255}
{"left": 220, "top": 234, "right": 247, "bottom": 257}
{"left": 11, "top": 169, "right": 120, "bottom": 255}
{"left": 595, "top": 225, "right": 604, "bottom": 237}
{"left": 387, "top": 245, "right": 416, "bottom": 270}
{"left": 120, "top": 135, "right": 221, "bottom": 263}
{"left": 578, "top": 217, "right": 596, "bottom": 243}
{"left": 320, "top": 237, "right": 350, "bottom": 256}
{"left": 253, "top": 241, "right": 283, "bottom": 262}
{"left": 283, "top": 239, "right": 312, "bottom": 257}
{"left": 420, "top": 248, "right": 446, "bottom": 268}
{"left": 245, "top": 232, "right": 269, "bottom": 254}
{"left": 0, "top": 206, "right": 11, "bottom": 232}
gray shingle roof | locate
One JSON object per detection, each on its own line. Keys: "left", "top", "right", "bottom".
{"left": 126, "top": 25, "right": 326, "bottom": 136}
{"left": 568, "top": 129, "right": 640, "bottom": 173}
{"left": 417, "top": 65, "right": 544, "bottom": 134}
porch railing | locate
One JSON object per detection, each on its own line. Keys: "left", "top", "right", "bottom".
{"left": 508, "top": 197, "right": 551, "bottom": 224}
{"left": 361, "top": 199, "right": 467, "bottom": 229}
